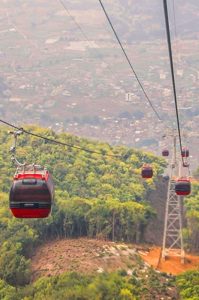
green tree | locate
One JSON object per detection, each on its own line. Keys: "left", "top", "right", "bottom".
{"left": 0, "top": 242, "right": 30, "bottom": 286}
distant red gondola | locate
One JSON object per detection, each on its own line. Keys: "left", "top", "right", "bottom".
{"left": 141, "top": 165, "right": 153, "bottom": 179}
{"left": 183, "top": 162, "right": 189, "bottom": 168}
{"left": 181, "top": 148, "right": 189, "bottom": 158}
{"left": 162, "top": 149, "right": 169, "bottom": 157}
{"left": 9, "top": 166, "right": 54, "bottom": 218}
{"left": 175, "top": 177, "right": 191, "bottom": 196}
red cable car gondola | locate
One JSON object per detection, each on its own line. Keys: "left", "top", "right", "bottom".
{"left": 183, "top": 162, "right": 189, "bottom": 168}
{"left": 141, "top": 164, "right": 153, "bottom": 179}
{"left": 9, "top": 166, "right": 54, "bottom": 218}
{"left": 175, "top": 177, "right": 191, "bottom": 196}
{"left": 181, "top": 148, "right": 189, "bottom": 158}
{"left": 162, "top": 149, "right": 169, "bottom": 157}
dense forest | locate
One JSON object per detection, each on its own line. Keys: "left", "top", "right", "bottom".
{"left": 184, "top": 179, "right": 199, "bottom": 252}
{"left": 0, "top": 125, "right": 198, "bottom": 299}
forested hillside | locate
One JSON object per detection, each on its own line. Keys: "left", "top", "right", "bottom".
{"left": 0, "top": 125, "right": 198, "bottom": 299}
{"left": 184, "top": 181, "right": 199, "bottom": 252}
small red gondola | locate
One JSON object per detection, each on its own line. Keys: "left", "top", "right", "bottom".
{"left": 175, "top": 177, "right": 191, "bottom": 196}
{"left": 183, "top": 162, "right": 189, "bottom": 167}
{"left": 141, "top": 165, "right": 153, "bottom": 179}
{"left": 162, "top": 149, "right": 169, "bottom": 157}
{"left": 9, "top": 166, "right": 54, "bottom": 218}
{"left": 181, "top": 148, "right": 189, "bottom": 158}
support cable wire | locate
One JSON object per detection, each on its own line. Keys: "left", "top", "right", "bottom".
{"left": 171, "top": 0, "right": 182, "bottom": 94}
{"left": 171, "top": 0, "right": 181, "bottom": 72}
{"left": 98, "top": 0, "right": 162, "bottom": 121}
{"left": 172, "top": 0, "right": 188, "bottom": 133}
{"left": 58, "top": 0, "right": 92, "bottom": 44}
{"left": 58, "top": 0, "right": 118, "bottom": 81}
{"left": 163, "top": 0, "right": 185, "bottom": 165}
{"left": 0, "top": 119, "right": 121, "bottom": 159}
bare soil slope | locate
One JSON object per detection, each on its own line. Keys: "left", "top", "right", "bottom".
{"left": 31, "top": 238, "right": 199, "bottom": 282}
{"left": 31, "top": 238, "right": 137, "bottom": 281}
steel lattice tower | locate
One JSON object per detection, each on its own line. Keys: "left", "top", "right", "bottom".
{"left": 162, "top": 136, "right": 185, "bottom": 263}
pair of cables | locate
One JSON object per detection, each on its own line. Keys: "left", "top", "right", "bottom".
{"left": 57, "top": 0, "right": 187, "bottom": 163}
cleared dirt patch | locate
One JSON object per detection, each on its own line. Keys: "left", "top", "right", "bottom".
{"left": 140, "top": 247, "right": 199, "bottom": 275}
{"left": 31, "top": 238, "right": 137, "bottom": 281}
{"left": 31, "top": 239, "right": 199, "bottom": 281}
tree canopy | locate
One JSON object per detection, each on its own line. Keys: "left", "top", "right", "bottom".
{"left": 0, "top": 125, "right": 197, "bottom": 299}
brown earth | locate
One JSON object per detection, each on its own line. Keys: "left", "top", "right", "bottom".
{"left": 31, "top": 238, "right": 138, "bottom": 281}
{"left": 139, "top": 247, "right": 199, "bottom": 275}
{"left": 31, "top": 238, "right": 199, "bottom": 282}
